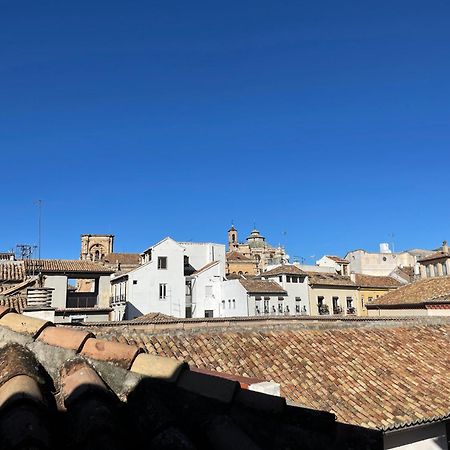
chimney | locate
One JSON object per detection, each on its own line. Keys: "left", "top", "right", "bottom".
{"left": 443, "top": 240, "right": 448, "bottom": 254}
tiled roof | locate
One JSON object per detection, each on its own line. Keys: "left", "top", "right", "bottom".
{"left": 369, "top": 276, "right": 450, "bottom": 306}
{"left": 307, "top": 272, "right": 356, "bottom": 287}
{"left": 0, "top": 307, "right": 371, "bottom": 449}
{"left": 418, "top": 251, "right": 450, "bottom": 262}
{"left": 0, "top": 295, "right": 27, "bottom": 313}
{"left": 239, "top": 279, "right": 287, "bottom": 295}
{"left": 104, "top": 253, "right": 140, "bottom": 265}
{"left": 25, "top": 259, "right": 114, "bottom": 274}
{"left": 94, "top": 320, "right": 450, "bottom": 431}
{"left": 0, "top": 261, "right": 25, "bottom": 282}
{"left": 226, "top": 251, "right": 253, "bottom": 262}
{"left": 260, "top": 264, "right": 305, "bottom": 277}
{"left": 131, "top": 312, "right": 177, "bottom": 323}
{"left": 326, "top": 255, "right": 349, "bottom": 264}
{"left": 354, "top": 274, "right": 402, "bottom": 289}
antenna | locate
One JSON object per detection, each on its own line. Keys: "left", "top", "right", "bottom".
{"left": 15, "top": 244, "right": 37, "bottom": 260}
{"left": 389, "top": 232, "right": 395, "bottom": 253}
{"left": 35, "top": 199, "right": 43, "bottom": 260}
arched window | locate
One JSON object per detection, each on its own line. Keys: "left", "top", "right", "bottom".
{"left": 94, "top": 250, "right": 100, "bottom": 261}
{"left": 232, "top": 234, "right": 236, "bottom": 243}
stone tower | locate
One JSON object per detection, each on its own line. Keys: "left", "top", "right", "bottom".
{"left": 228, "top": 225, "right": 239, "bottom": 251}
{"left": 80, "top": 234, "right": 114, "bottom": 262}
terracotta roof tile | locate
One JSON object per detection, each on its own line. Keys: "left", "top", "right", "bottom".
{"left": 369, "top": 276, "right": 450, "bottom": 306}
{"left": 93, "top": 320, "right": 450, "bottom": 431}
{"left": 103, "top": 253, "right": 140, "bottom": 265}
{"left": 226, "top": 251, "right": 253, "bottom": 262}
{"left": 307, "top": 272, "right": 356, "bottom": 287}
{"left": 354, "top": 274, "right": 402, "bottom": 288}
{"left": 239, "top": 279, "right": 287, "bottom": 294}
{"left": 25, "top": 259, "right": 114, "bottom": 274}
{"left": 261, "top": 264, "right": 306, "bottom": 277}
{"left": 0, "top": 309, "right": 359, "bottom": 448}
{"left": 0, "top": 261, "right": 25, "bottom": 282}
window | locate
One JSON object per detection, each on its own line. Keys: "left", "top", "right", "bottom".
{"left": 368, "top": 296, "right": 373, "bottom": 302}
{"left": 185, "top": 307, "right": 192, "bottom": 318}
{"left": 159, "top": 283, "right": 167, "bottom": 299}
{"left": 279, "top": 276, "right": 282, "bottom": 282}
{"left": 443, "top": 264, "right": 448, "bottom": 276}
{"left": 278, "top": 303, "right": 283, "bottom": 313}
{"left": 228, "top": 299, "right": 231, "bottom": 308}
{"left": 232, "top": 299, "right": 236, "bottom": 309}
{"left": 205, "top": 310, "right": 214, "bottom": 318}
{"left": 133, "top": 280, "right": 138, "bottom": 285}
{"left": 317, "top": 296, "right": 324, "bottom": 307}
{"left": 292, "top": 276, "right": 298, "bottom": 283}
{"left": 158, "top": 257, "right": 167, "bottom": 269}
{"left": 346, "top": 297, "right": 353, "bottom": 308}
{"left": 434, "top": 264, "right": 440, "bottom": 277}
{"left": 264, "top": 297, "right": 270, "bottom": 314}
{"left": 295, "top": 297, "right": 301, "bottom": 314}
{"left": 426, "top": 265, "right": 431, "bottom": 278}
{"left": 332, "top": 297, "right": 339, "bottom": 309}
{"left": 286, "top": 276, "right": 291, "bottom": 283}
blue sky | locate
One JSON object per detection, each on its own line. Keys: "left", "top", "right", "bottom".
{"left": 1, "top": 0, "right": 450, "bottom": 261}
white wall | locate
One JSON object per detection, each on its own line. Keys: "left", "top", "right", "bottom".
{"left": 126, "top": 238, "right": 186, "bottom": 318}
{"left": 181, "top": 242, "right": 226, "bottom": 275}
{"left": 220, "top": 280, "right": 249, "bottom": 317}
{"left": 261, "top": 274, "right": 310, "bottom": 315}
{"left": 384, "top": 422, "right": 448, "bottom": 450}
{"left": 191, "top": 262, "right": 224, "bottom": 318}
{"left": 347, "top": 250, "right": 416, "bottom": 276}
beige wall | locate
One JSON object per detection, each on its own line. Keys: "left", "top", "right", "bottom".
{"left": 359, "top": 288, "right": 398, "bottom": 316}
{"left": 308, "top": 286, "right": 359, "bottom": 315}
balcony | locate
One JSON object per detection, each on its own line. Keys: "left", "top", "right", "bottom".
{"left": 333, "top": 306, "right": 343, "bottom": 315}
{"left": 347, "top": 307, "right": 356, "bottom": 315}
{"left": 67, "top": 293, "right": 97, "bottom": 308}
{"left": 318, "top": 304, "right": 329, "bottom": 315}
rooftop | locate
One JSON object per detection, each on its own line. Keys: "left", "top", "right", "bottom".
{"left": 103, "top": 253, "right": 140, "bottom": 266}
{"left": 369, "top": 276, "right": 450, "bottom": 306}
{"left": 25, "top": 259, "right": 114, "bottom": 275}
{"left": 325, "top": 255, "right": 349, "bottom": 264}
{"left": 307, "top": 272, "right": 356, "bottom": 287}
{"left": 89, "top": 317, "right": 450, "bottom": 432}
{"left": 260, "top": 264, "right": 305, "bottom": 277}
{"left": 226, "top": 251, "right": 253, "bottom": 262}
{"left": 0, "top": 307, "right": 377, "bottom": 449}
{"left": 354, "top": 274, "right": 402, "bottom": 289}
{"left": 239, "top": 279, "right": 287, "bottom": 295}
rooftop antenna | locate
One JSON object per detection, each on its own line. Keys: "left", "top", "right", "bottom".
{"left": 35, "top": 199, "right": 42, "bottom": 260}
{"left": 16, "top": 244, "right": 37, "bottom": 260}
{"left": 389, "top": 232, "right": 395, "bottom": 253}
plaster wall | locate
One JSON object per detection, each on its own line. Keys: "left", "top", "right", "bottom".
{"left": 308, "top": 285, "right": 359, "bottom": 316}
{"left": 181, "top": 242, "right": 226, "bottom": 275}
{"left": 219, "top": 279, "right": 249, "bottom": 317}
{"left": 97, "top": 275, "right": 111, "bottom": 308}
{"left": 43, "top": 275, "right": 67, "bottom": 309}
{"left": 262, "top": 274, "right": 310, "bottom": 315}
{"left": 126, "top": 238, "right": 186, "bottom": 318}
{"left": 191, "top": 263, "right": 224, "bottom": 318}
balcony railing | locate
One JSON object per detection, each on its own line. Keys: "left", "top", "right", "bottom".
{"left": 333, "top": 306, "right": 343, "bottom": 315}
{"left": 347, "top": 307, "right": 356, "bottom": 315}
{"left": 318, "top": 305, "right": 329, "bottom": 315}
{"left": 67, "top": 294, "right": 97, "bottom": 308}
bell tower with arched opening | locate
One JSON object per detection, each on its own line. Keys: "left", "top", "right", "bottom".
{"left": 228, "top": 225, "right": 238, "bottom": 251}
{"left": 80, "top": 234, "right": 114, "bottom": 261}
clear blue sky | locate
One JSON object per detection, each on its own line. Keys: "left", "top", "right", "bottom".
{"left": 2, "top": 1, "right": 450, "bottom": 261}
